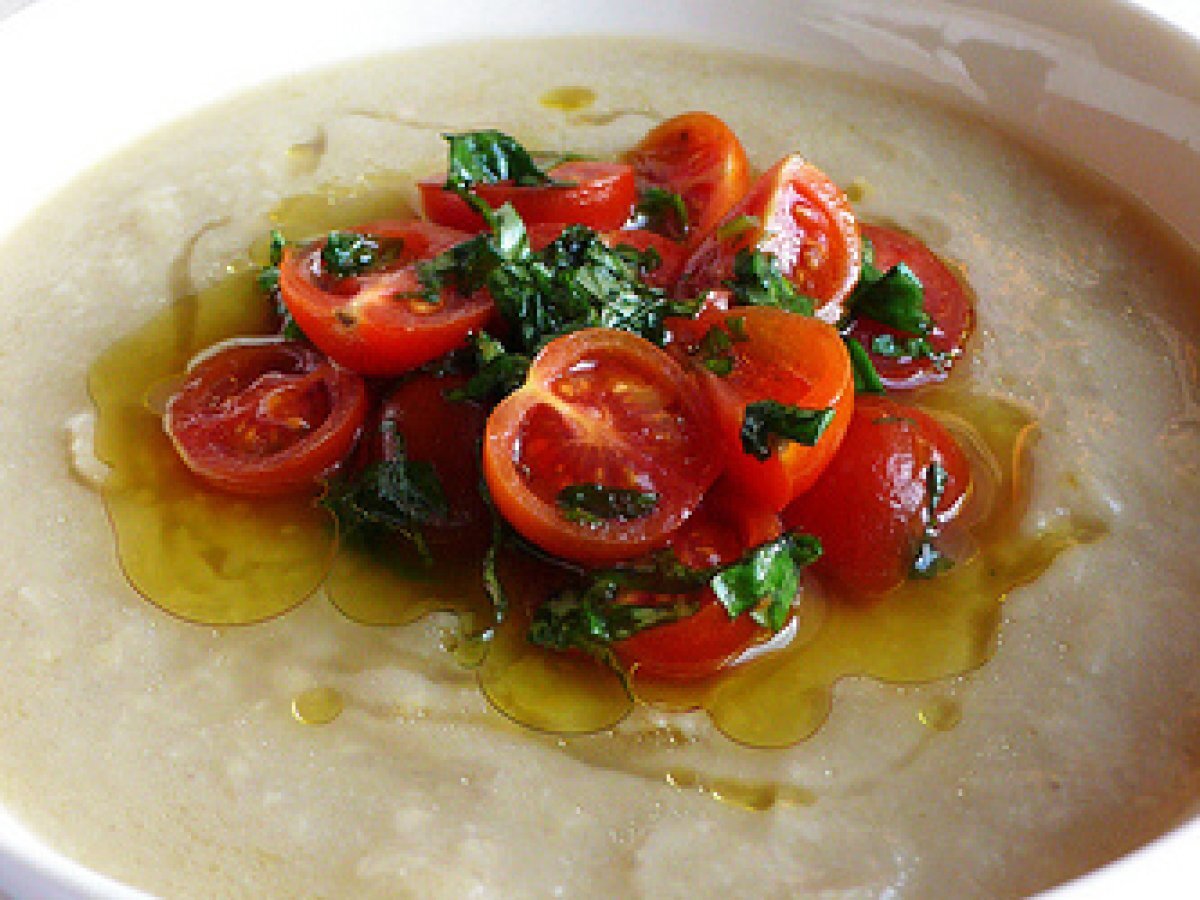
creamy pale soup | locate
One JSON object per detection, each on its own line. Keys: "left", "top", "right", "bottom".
{"left": 0, "top": 38, "right": 1198, "bottom": 899}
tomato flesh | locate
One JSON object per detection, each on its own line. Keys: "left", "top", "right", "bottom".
{"left": 676, "top": 154, "right": 861, "bottom": 323}
{"left": 419, "top": 160, "right": 637, "bottom": 233}
{"left": 624, "top": 111, "right": 751, "bottom": 247}
{"left": 782, "top": 395, "right": 971, "bottom": 599}
{"left": 165, "top": 340, "right": 368, "bottom": 497}
{"left": 483, "top": 328, "right": 722, "bottom": 565}
{"left": 668, "top": 306, "right": 854, "bottom": 513}
{"left": 278, "top": 220, "right": 493, "bottom": 377}
{"left": 845, "top": 223, "right": 975, "bottom": 390}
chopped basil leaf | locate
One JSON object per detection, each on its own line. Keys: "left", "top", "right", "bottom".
{"left": 726, "top": 249, "right": 816, "bottom": 315}
{"left": 741, "top": 400, "right": 836, "bottom": 461}
{"left": 635, "top": 187, "right": 688, "bottom": 238}
{"left": 845, "top": 336, "right": 887, "bottom": 394}
{"left": 716, "top": 214, "right": 760, "bottom": 242}
{"left": 693, "top": 316, "right": 748, "bottom": 376}
{"left": 256, "top": 229, "right": 307, "bottom": 341}
{"left": 322, "top": 433, "right": 448, "bottom": 564}
{"left": 448, "top": 332, "right": 531, "bottom": 403}
{"left": 528, "top": 578, "right": 701, "bottom": 659}
{"left": 870, "top": 332, "right": 949, "bottom": 371}
{"left": 710, "top": 533, "right": 822, "bottom": 631}
{"left": 321, "top": 230, "right": 388, "bottom": 278}
{"left": 557, "top": 484, "right": 659, "bottom": 527}
{"left": 442, "top": 129, "right": 559, "bottom": 192}
{"left": 911, "top": 460, "right": 954, "bottom": 578}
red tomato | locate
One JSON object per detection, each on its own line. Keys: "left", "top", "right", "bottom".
{"left": 165, "top": 340, "right": 367, "bottom": 497}
{"left": 844, "top": 223, "right": 976, "bottom": 390}
{"left": 371, "top": 373, "right": 490, "bottom": 546}
{"left": 277, "top": 220, "right": 492, "bottom": 377}
{"left": 483, "top": 328, "right": 722, "bottom": 565}
{"left": 614, "top": 480, "right": 783, "bottom": 681}
{"left": 667, "top": 306, "right": 854, "bottom": 513}
{"left": 782, "top": 395, "right": 971, "bottom": 599}
{"left": 675, "top": 154, "right": 862, "bottom": 323}
{"left": 419, "top": 160, "right": 637, "bottom": 233}
{"left": 624, "top": 111, "right": 751, "bottom": 246}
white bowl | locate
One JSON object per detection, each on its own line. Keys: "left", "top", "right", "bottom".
{"left": 0, "top": 0, "right": 1195, "bottom": 897}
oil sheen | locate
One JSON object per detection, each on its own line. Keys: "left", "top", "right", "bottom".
{"left": 87, "top": 186, "right": 1107, "bottom": 748}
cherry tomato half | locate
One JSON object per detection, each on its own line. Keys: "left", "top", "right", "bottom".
{"left": 419, "top": 160, "right": 638, "bottom": 233}
{"left": 782, "top": 395, "right": 971, "bottom": 599}
{"left": 676, "top": 154, "right": 862, "bottom": 323}
{"left": 483, "top": 328, "right": 722, "bottom": 565}
{"left": 278, "top": 220, "right": 492, "bottom": 377}
{"left": 613, "top": 479, "right": 783, "bottom": 681}
{"left": 624, "top": 111, "right": 751, "bottom": 246}
{"left": 165, "top": 340, "right": 368, "bottom": 497}
{"left": 844, "top": 223, "right": 976, "bottom": 390}
{"left": 668, "top": 305, "right": 854, "bottom": 513}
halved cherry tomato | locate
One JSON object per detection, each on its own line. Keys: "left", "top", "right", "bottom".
{"left": 844, "top": 223, "right": 975, "bottom": 390}
{"left": 675, "top": 154, "right": 862, "bottom": 323}
{"left": 782, "top": 395, "right": 971, "bottom": 599}
{"left": 370, "top": 373, "right": 490, "bottom": 547}
{"left": 624, "top": 111, "right": 751, "bottom": 246}
{"left": 278, "top": 220, "right": 492, "bottom": 377}
{"left": 483, "top": 328, "right": 722, "bottom": 565}
{"left": 419, "top": 160, "right": 637, "bottom": 233}
{"left": 165, "top": 340, "right": 367, "bottom": 497}
{"left": 667, "top": 305, "right": 854, "bottom": 513}
{"left": 613, "top": 479, "right": 783, "bottom": 681}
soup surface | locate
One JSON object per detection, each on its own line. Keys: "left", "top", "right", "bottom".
{"left": 0, "top": 38, "right": 1198, "bottom": 899}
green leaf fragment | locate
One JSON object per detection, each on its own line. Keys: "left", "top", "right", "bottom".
{"left": 740, "top": 400, "right": 836, "bottom": 461}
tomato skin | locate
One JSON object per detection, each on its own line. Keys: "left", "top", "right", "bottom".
{"left": 844, "top": 223, "right": 975, "bottom": 390}
{"left": 278, "top": 220, "right": 493, "bottom": 378}
{"left": 419, "top": 160, "right": 638, "bottom": 233}
{"left": 165, "top": 340, "right": 368, "bottom": 497}
{"left": 782, "top": 395, "right": 971, "bottom": 599}
{"left": 613, "top": 480, "right": 783, "bottom": 680}
{"left": 371, "top": 373, "right": 490, "bottom": 544}
{"left": 624, "top": 111, "right": 751, "bottom": 246}
{"left": 675, "top": 154, "right": 862, "bottom": 323}
{"left": 483, "top": 328, "right": 723, "bottom": 566}
{"left": 667, "top": 305, "right": 854, "bottom": 513}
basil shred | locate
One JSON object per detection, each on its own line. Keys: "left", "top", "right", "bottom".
{"left": 263, "top": 129, "right": 951, "bottom": 673}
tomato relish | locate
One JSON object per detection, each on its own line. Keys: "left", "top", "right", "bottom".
{"left": 89, "top": 111, "right": 1086, "bottom": 745}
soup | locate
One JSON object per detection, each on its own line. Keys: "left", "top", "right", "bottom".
{"left": 0, "top": 37, "right": 1197, "bottom": 899}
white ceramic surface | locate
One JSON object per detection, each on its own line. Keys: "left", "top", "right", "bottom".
{"left": 0, "top": 1, "right": 1195, "bottom": 897}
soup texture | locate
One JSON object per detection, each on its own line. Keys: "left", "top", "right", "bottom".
{"left": 0, "top": 38, "right": 1198, "bottom": 899}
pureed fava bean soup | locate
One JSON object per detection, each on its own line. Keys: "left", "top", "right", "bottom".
{"left": 0, "top": 37, "right": 1197, "bottom": 900}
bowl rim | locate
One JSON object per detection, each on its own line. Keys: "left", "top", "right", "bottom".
{"left": 0, "top": 1, "right": 1196, "bottom": 897}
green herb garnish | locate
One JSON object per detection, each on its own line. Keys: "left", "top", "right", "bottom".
{"left": 556, "top": 484, "right": 660, "bottom": 527}
{"left": 710, "top": 533, "right": 822, "bottom": 631}
{"left": 740, "top": 400, "right": 836, "bottom": 461}
{"left": 442, "top": 129, "right": 560, "bottom": 192}
{"left": 845, "top": 336, "right": 886, "bottom": 394}
{"left": 726, "top": 248, "right": 816, "bottom": 315}
{"left": 321, "top": 230, "right": 387, "bottom": 278}
{"left": 911, "top": 460, "right": 954, "bottom": 578}
{"left": 635, "top": 186, "right": 689, "bottom": 238}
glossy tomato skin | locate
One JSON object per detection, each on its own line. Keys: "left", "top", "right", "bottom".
{"left": 782, "top": 395, "right": 970, "bottom": 599}
{"left": 602, "top": 228, "right": 687, "bottom": 292}
{"left": 613, "top": 479, "right": 783, "bottom": 681}
{"left": 844, "top": 223, "right": 975, "bottom": 390}
{"left": 676, "top": 154, "right": 862, "bottom": 323}
{"left": 624, "top": 111, "right": 752, "bottom": 247}
{"left": 278, "top": 220, "right": 493, "bottom": 378}
{"left": 371, "top": 373, "right": 490, "bottom": 545}
{"left": 667, "top": 305, "right": 854, "bottom": 513}
{"left": 483, "top": 328, "right": 723, "bottom": 566}
{"left": 165, "top": 339, "right": 368, "bottom": 497}
{"left": 419, "top": 160, "right": 637, "bottom": 233}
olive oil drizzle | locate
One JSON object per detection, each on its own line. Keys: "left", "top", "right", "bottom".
{"left": 87, "top": 183, "right": 1107, "bottom": 748}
